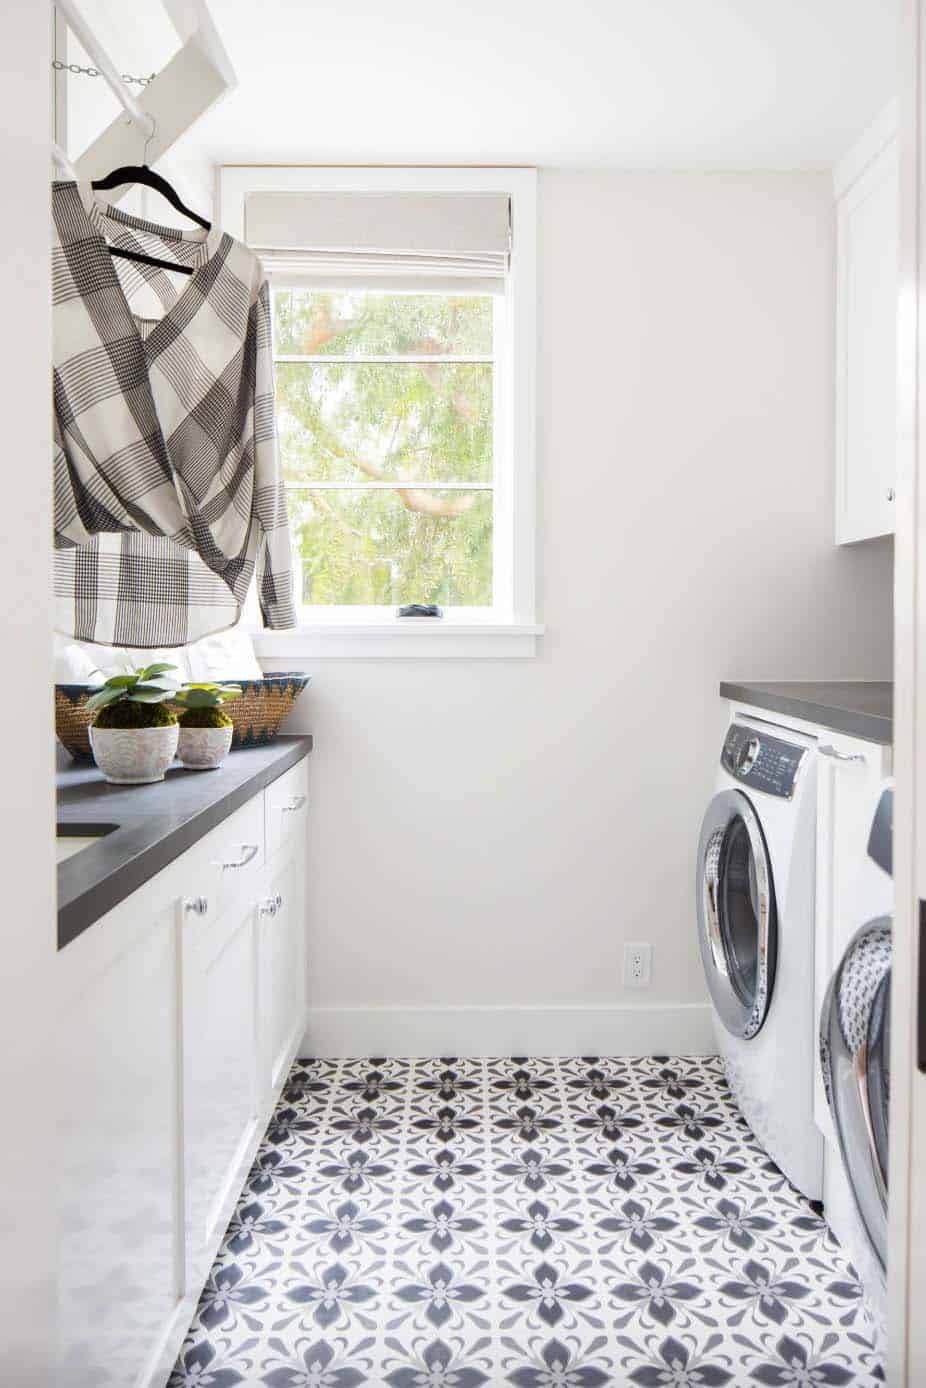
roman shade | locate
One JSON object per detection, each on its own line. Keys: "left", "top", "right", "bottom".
{"left": 245, "top": 190, "right": 511, "bottom": 291}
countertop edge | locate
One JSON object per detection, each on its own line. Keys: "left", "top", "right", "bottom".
{"left": 720, "top": 682, "right": 892, "bottom": 746}
{"left": 57, "top": 736, "right": 313, "bottom": 949}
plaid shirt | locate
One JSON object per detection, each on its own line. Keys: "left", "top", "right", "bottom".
{"left": 52, "top": 182, "right": 296, "bottom": 647}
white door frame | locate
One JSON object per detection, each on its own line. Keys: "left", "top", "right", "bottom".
{"left": 889, "top": 0, "right": 926, "bottom": 1380}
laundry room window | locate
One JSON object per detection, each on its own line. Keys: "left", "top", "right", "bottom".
{"left": 219, "top": 166, "right": 540, "bottom": 657}
{"left": 272, "top": 287, "right": 497, "bottom": 610}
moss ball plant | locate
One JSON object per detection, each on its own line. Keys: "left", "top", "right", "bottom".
{"left": 177, "top": 706, "right": 233, "bottom": 729}
{"left": 172, "top": 682, "right": 242, "bottom": 724}
{"left": 93, "top": 700, "right": 178, "bottom": 729}
{"left": 86, "top": 662, "right": 182, "bottom": 784}
{"left": 86, "top": 662, "right": 182, "bottom": 728}
{"left": 173, "top": 683, "right": 241, "bottom": 770}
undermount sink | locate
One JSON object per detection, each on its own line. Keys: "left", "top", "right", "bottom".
{"left": 56, "top": 823, "right": 118, "bottom": 864}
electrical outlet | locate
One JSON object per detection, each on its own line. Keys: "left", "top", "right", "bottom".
{"left": 623, "top": 942, "right": 653, "bottom": 988}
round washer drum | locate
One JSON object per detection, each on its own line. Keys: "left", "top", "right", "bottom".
{"left": 820, "top": 918, "right": 892, "bottom": 1272}
{"left": 697, "top": 789, "right": 778, "bottom": 1040}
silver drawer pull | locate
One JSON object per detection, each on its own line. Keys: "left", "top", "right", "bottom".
{"left": 215, "top": 843, "right": 259, "bottom": 870}
{"left": 184, "top": 896, "right": 208, "bottom": 916}
{"left": 819, "top": 744, "right": 867, "bottom": 764}
{"left": 259, "top": 893, "right": 283, "bottom": 918}
{"left": 282, "top": 793, "right": 307, "bottom": 813}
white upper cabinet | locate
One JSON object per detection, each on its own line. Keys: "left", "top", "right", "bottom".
{"left": 834, "top": 104, "right": 899, "bottom": 544}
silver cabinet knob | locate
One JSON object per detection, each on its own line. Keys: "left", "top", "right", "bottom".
{"left": 818, "top": 744, "right": 867, "bottom": 764}
{"left": 184, "top": 896, "right": 208, "bottom": 916}
{"left": 887, "top": 488, "right": 896, "bottom": 502}
{"left": 282, "top": 793, "right": 307, "bottom": 814}
{"left": 259, "top": 892, "right": 283, "bottom": 918}
{"left": 215, "top": 843, "right": 259, "bottom": 871}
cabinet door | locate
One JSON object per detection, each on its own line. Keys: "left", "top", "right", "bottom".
{"left": 261, "top": 853, "right": 307, "bottom": 1093}
{"left": 58, "top": 898, "right": 182, "bottom": 1388}
{"left": 836, "top": 138, "right": 899, "bottom": 543}
{"left": 183, "top": 893, "right": 261, "bottom": 1290}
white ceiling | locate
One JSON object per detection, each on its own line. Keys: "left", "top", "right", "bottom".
{"left": 69, "top": 0, "right": 896, "bottom": 170}
{"left": 168, "top": 0, "right": 898, "bottom": 170}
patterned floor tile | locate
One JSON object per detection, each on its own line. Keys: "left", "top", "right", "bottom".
{"left": 170, "top": 1057, "right": 884, "bottom": 1386}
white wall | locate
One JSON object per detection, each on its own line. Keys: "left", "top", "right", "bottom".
{"left": 276, "top": 170, "right": 894, "bottom": 1055}
{"left": 0, "top": 4, "right": 57, "bottom": 1380}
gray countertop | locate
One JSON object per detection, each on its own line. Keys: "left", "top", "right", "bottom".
{"left": 57, "top": 735, "right": 313, "bottom": 949}
{"left": 719, "top": 681, "right": 892, "bottom": 745}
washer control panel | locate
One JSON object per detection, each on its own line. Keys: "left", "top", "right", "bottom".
{"left": 722, "top": 724, "right": 806, "bottom": 798}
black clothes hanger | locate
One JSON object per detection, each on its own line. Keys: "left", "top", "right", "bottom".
{"left": 92, "top": 165, "right": 211, "bottom": 230}
{"left": 91, "top": 165, "right": 212, "bottom": 277}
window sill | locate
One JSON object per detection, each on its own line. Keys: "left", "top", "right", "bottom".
{"left": 249, "top": 619, "right": 544, "bottom": 660}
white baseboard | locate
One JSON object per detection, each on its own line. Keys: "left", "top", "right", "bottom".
{"left": 300, "top": 1002, "right": 716, "bottom": 1059}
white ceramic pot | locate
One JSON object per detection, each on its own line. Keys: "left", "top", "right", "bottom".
{"left": 177, "top": 723, "right": 234, "bottom": 770}
{"left": 89, "top": 722, "right": 179, "bottom": 785}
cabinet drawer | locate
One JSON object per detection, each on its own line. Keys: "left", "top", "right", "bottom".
{"left": 194, "top": 795, "right": 265, "bottom": 921}
{"left": 265, "top": 757, "right": 309, "bottom": 863}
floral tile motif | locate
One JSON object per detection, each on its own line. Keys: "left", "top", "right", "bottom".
{"left": 171, "top": 1057, "right": 884, "bottom": 1386}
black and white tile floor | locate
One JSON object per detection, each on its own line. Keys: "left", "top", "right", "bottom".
{"left": 170, "top": 1055, "right": 883, "bottom": 1387}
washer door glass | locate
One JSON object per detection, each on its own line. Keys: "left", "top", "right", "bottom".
{"left": 697, "top": 789, "right": 777, "bottom": 1039}
{"left": 819, "top": 918, "right": 892, "bottom": 1272}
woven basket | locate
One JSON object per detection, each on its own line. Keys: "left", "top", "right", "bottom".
{"left": 55, "top": 674, "right": 310, "bottom": 762}
{"left": 218, "top": 674, "right": 311, "bottom": 749}
{"left": 55, "top": 684, "right": 97, "bottom": 760}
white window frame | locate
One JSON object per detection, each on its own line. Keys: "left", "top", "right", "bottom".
{"left": 218, "top": 165, "right": 541, "bottom": 658}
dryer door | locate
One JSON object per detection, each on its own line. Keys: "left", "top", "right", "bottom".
{"left": 820, "top": 918, "right": 892, "bottom": 1271}
{"left": 697, "top": 789, "right": 778, "bottom": 1039}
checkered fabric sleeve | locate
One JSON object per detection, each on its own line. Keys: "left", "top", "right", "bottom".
{"left": 253, "top": 280, "right": 297, "bottom": 630}
{"left": 52, "top": 181, "right": 296, "bottom": 647}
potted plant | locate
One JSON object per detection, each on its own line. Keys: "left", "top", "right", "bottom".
{"left": 173, "top": 683, "right": 242, "bottom": 770}
{"left": 86, "top": 663, "right": 182, "bottom": 785}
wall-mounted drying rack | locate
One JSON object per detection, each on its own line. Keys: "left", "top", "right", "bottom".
{"left": 51, "top": 0, "right": 237, "bottom": 188}
{"left": 52, "top": 140, "right": 77, "bottom": 182}
{"left": 54, "top": 0, "right": 156, "bottom": 142}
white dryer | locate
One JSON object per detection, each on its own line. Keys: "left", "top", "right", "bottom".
{"left": 696, "top": 713, "right": 822, "bottom": 1199}
{"left": 820, "top": 786, "right": 893, "bottom": 1343}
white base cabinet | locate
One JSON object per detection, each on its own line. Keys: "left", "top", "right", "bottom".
{"left": 262, "top": 852, "right": 307, "bottom": 1092}
{"left": 261, "top": 759, "right": 310, "bottom": 1091}
{"left": 58, "top": 892, "right": 182, "bottom": 1388}
{"left": 57, "top": 752, "right": 310, "bottom": 1388}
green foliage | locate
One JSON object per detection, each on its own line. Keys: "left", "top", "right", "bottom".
{"left": 173, "top": 682, "right": 242, "bottom": 711}
{"left": 276, "top": 362, "right": 492, "bottom": 485}
{"left": 85, "top": 662, "right": 181, "bottom": 715}
{"left": 273, "top": 289, "right": 494, "bottom": 608}
{"left": 288, "top": 489, "right": 492, "bottom": 607}
{"left": 274, "top": 290, "right": 492, "bottom": 357}
{"left": 178, "top": 706, "right": 233, "bottom": 729}
{"left": 93, "top": 700, "right": 177, "bottom": 729}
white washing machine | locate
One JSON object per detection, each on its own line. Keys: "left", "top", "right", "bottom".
{"left": 820, "top": 785, "right": 893, "bottom": 1346}
{"left": 696, "top": 713, "right": 822, "bottom": 1199}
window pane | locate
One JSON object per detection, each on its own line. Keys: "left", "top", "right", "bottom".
{"left": 273, "top": 289, "right": 493, "bottom": 357}
{"left": 288, "top": 488, "right": 492, "bottom": 607}
{"left": 276, "top": 362, "right": 492, "bottom": 484}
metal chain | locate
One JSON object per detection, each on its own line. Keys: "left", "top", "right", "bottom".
{"left": 52, "top": 59, "right": 157, "bottom": 86}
